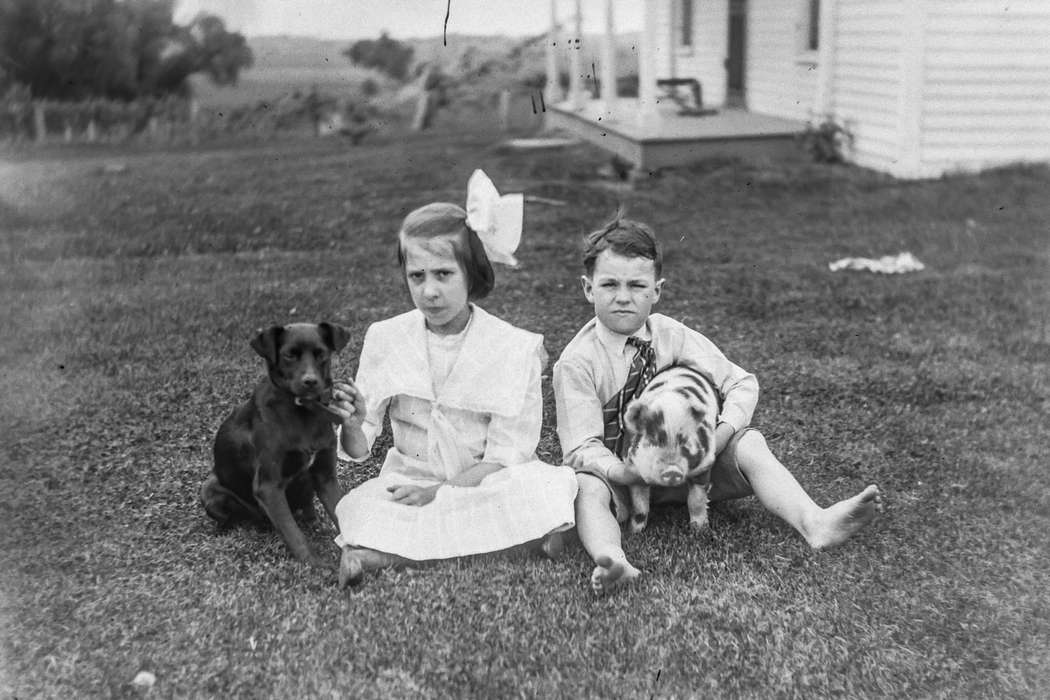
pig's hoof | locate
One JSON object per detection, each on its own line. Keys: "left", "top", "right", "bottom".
{"left": 629, "top": 513, "right": 649, "bottom": 534}
{"left": 689, "top": 518, "right": 710, "bottom": 535}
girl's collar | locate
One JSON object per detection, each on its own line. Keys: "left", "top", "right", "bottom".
{"left": 425, "top": 304, "right": 474, "bottom": 339}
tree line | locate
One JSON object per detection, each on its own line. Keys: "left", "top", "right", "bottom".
{"left": 0, "top": 0, "right": 253, "bottom": 100}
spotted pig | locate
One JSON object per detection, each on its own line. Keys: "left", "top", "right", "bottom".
{"left": 621, "top": 365, "right": 720, "bottom": 534}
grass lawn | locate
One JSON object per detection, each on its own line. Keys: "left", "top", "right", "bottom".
{"left": 2, "top": 114, "right": 1048, "bottom": 698}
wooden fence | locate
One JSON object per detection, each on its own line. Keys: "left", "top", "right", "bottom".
{"left": 0, "top": 88, "right": 548, "bottom": 146}
{"left": 0, "top": 93, "right": 206, "bottom": 145}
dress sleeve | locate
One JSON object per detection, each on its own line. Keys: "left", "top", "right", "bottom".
{"left": 336, "top": 324, "right": 390, "bottom": 462}
{"left": 482, "top": 344, "right": 544, "bottom": 466}
{"left": 335, "top": 395, "right": 388, "bottom": 462}
{"left": 552, "top": 358, "right": 622, "bottom": 479}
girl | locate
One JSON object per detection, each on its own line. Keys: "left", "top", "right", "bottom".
{"left": 330, "top": 170, "right": 578, "bottom": 587}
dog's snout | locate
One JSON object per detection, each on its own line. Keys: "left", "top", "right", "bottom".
{"left": 302, "top": 375, "right": 319, "bottom": 388}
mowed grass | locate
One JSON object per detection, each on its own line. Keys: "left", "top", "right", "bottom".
{"left": 1, "top": 115, "right": 1049, "bottom": 698}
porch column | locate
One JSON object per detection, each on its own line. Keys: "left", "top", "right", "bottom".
{"left": 600, "top": 0, "right": 618, "bottom": 113}
{"left": 637, "top": 0, "right": 660, "bottom": 124}
{"left": 545, "top": 0, "right": 563, "bottom": 104}
{"left": 813, "top": 0, "right": 837, "bottom": 117}
{"left": 568, "top": 0, "right": 584, "bottom": 109}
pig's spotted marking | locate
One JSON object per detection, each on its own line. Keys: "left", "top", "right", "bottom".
{"left": 622, "top": 365, "right": 721, "bottom": 477}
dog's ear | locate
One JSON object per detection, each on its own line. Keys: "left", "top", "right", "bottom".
{"left": 250, "top": 326, "right": 284, "bottom": 365}
{"left": 319, "top": 323, "right": 351, "bottom": 353}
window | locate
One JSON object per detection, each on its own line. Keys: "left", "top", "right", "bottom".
{"left": 796, "top": 0, "right": 820, "bottom": 62}
{"left": 677, "top": 0, "right": 694, "bottom": 48}
{"left": 807, "top": 0, "right": 820, "bottom": 51}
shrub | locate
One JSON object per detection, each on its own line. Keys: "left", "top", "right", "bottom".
{"left": 799, "top": 115, "right": 853, "bottom": 164}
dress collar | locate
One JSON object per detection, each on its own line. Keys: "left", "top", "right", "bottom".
{"left": 358, "top": 305, "right": 542, "bottom": 417}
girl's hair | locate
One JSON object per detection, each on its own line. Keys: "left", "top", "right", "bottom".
{"left": 582, "top": 208, "right": 663, "bottom": 277}
{"left": 397, "top": 202, "right": 495, "bottom": 300}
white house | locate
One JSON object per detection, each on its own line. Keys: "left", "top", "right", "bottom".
{"left": 545, "top": 0, "right": 1050, "bottom": 179}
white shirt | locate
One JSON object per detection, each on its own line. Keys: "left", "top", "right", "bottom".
{"left": 553, "top": 313, "right": 758, "bottom": 479}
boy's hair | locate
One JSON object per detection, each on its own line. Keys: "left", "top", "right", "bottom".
{"left": 582, "top": 209, "right": 663, "bottom": 277}
{"left": 397, "top": 202, "right": 495, "bottom": 300}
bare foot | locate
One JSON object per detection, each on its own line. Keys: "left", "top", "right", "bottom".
{"left": 540, "top": 532, "right": 565, "bottom": 560}
{"left": 590, "top": 554, "right": 640, "bottom": 595}
{"left": 805, "top": 485, "right": 882, "bottom": 550}
{"left": 338, "top": 547, "right": 364, "bottom": 588}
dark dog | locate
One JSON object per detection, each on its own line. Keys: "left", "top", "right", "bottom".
{"left": 200, "top": 322, "right": 351, "bottom": 564}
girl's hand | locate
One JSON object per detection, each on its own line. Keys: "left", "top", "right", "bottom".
{"left": 387, "top": 483, "right": 441, "bottom": 507}
{"left": 332, "top": 380, "right": 366, "bottom": 427}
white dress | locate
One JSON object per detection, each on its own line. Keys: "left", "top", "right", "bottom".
{"left": 334, "top": 306, "right": 578, "bottom": 561}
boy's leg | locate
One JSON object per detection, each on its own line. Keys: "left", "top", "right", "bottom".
{"left": 732, "top": 430, "right": 881, "bottom": 549}
{"left": 575, "top": 474, "right": 640, "bottom": 594}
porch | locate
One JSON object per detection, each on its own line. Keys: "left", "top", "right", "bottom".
{"left": 545, "top": 97, "right": 806, "bottom": 171}
{"left": 541, "top": 0, "right": 806, "bottom": 172}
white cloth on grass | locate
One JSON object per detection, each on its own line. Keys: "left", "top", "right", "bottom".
{"left": 828, "top": 251, "right": 926, "bottom": 274}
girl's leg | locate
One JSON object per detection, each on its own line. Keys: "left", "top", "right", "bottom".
{"left": 575, "top": 474, "right": 640, "bottom": 594}
{"left": 733, "top": 431, "right": 881, "bottom": 549}
{"left": 338, "top": 546, "right": 414, "bottom": 588}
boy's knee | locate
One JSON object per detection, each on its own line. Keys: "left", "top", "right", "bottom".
{"left": 576, "top": 473, "right": 611, "bottom": 502}
{"left": 736, "top": 428, "right": 768, "bottom": 453}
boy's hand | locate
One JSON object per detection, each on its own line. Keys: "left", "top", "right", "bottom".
{"left": 606, "top": 461, "right": 644, "bottom": 486}
{"left": 387, "top": 483, "right": 440, "bottom": 506}
{"left": 714, "top": 422, "right": 736, "bottom": 455}
{"left": 332, "top": 380, "right": 366, "bottom": 428}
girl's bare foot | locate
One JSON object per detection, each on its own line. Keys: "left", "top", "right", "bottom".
{"left": 590, "top": 554, "right": 640, "bottom": 595}
{"left": 805, "top": 485, "right": 882, "bottom": 550}
{"left": 540, "top": 532, "right": 565, "bottom": 560}
{"left": 338, "top": 547, "right": 364, "bottom": 588}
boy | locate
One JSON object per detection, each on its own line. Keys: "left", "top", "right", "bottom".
{"left": 553, "top": 214, "right": 881, "bottom": 595}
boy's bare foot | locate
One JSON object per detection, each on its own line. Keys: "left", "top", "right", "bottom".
{"left": 805, "top": 485, "right": 882, "bottom": 550}
{"left": 590, "top": 554, "right": 640, "bottom": 595}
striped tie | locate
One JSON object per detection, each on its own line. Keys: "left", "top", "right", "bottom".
{"left": 602, "top": 336, "right": 656, "bottom": 457}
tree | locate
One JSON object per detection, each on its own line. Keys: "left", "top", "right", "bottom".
{"left": 0, "top": 0, "right": 253, "bottom": 100}
{"left": 343, "top": 32, "right": 414, "bottom": 82}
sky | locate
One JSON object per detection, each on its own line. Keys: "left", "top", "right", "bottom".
{"left": 174, "top": 0, "right": 643, "bottom": 40}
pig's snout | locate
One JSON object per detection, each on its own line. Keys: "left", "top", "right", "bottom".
{"left": 659, "top": 470, "right": 684, "bottom": 486}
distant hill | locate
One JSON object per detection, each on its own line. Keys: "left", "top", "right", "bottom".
{"left": 192, "top": 35, "right": 384, "bottom": 109}
{"left": 248, "top": 35, "right": 354, "bottom": 70}
{"left": 193, "top": 32, "right": 640, "bottom": 109}
{"left": 411, "top": 31, "right": 640, "bottom": 79}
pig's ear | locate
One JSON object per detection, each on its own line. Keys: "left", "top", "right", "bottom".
{"left": 623, "top": 400, "right": 646, "bottom": 432}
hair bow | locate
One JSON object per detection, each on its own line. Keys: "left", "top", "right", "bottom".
{"left": 465, "top": 169, "right": 523, "bottom": 267}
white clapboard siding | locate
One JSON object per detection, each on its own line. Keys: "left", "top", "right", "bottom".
{"left": 670, "top": 0, "right": 729, "bottom": 105}
{"left": 829, "top": 0, "right": 906, "bottom": 173}
{"left": 642, "top": 1, "right": 675, "bottom": 85}
{"left": 635, "top": 0, "right": 1050, "bottom": 177}
{"left": 745, "top": 0, "right": 817, "bottom": 120}
{"left": 916, "top": 1, "right": 1050, "bottom": 175}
